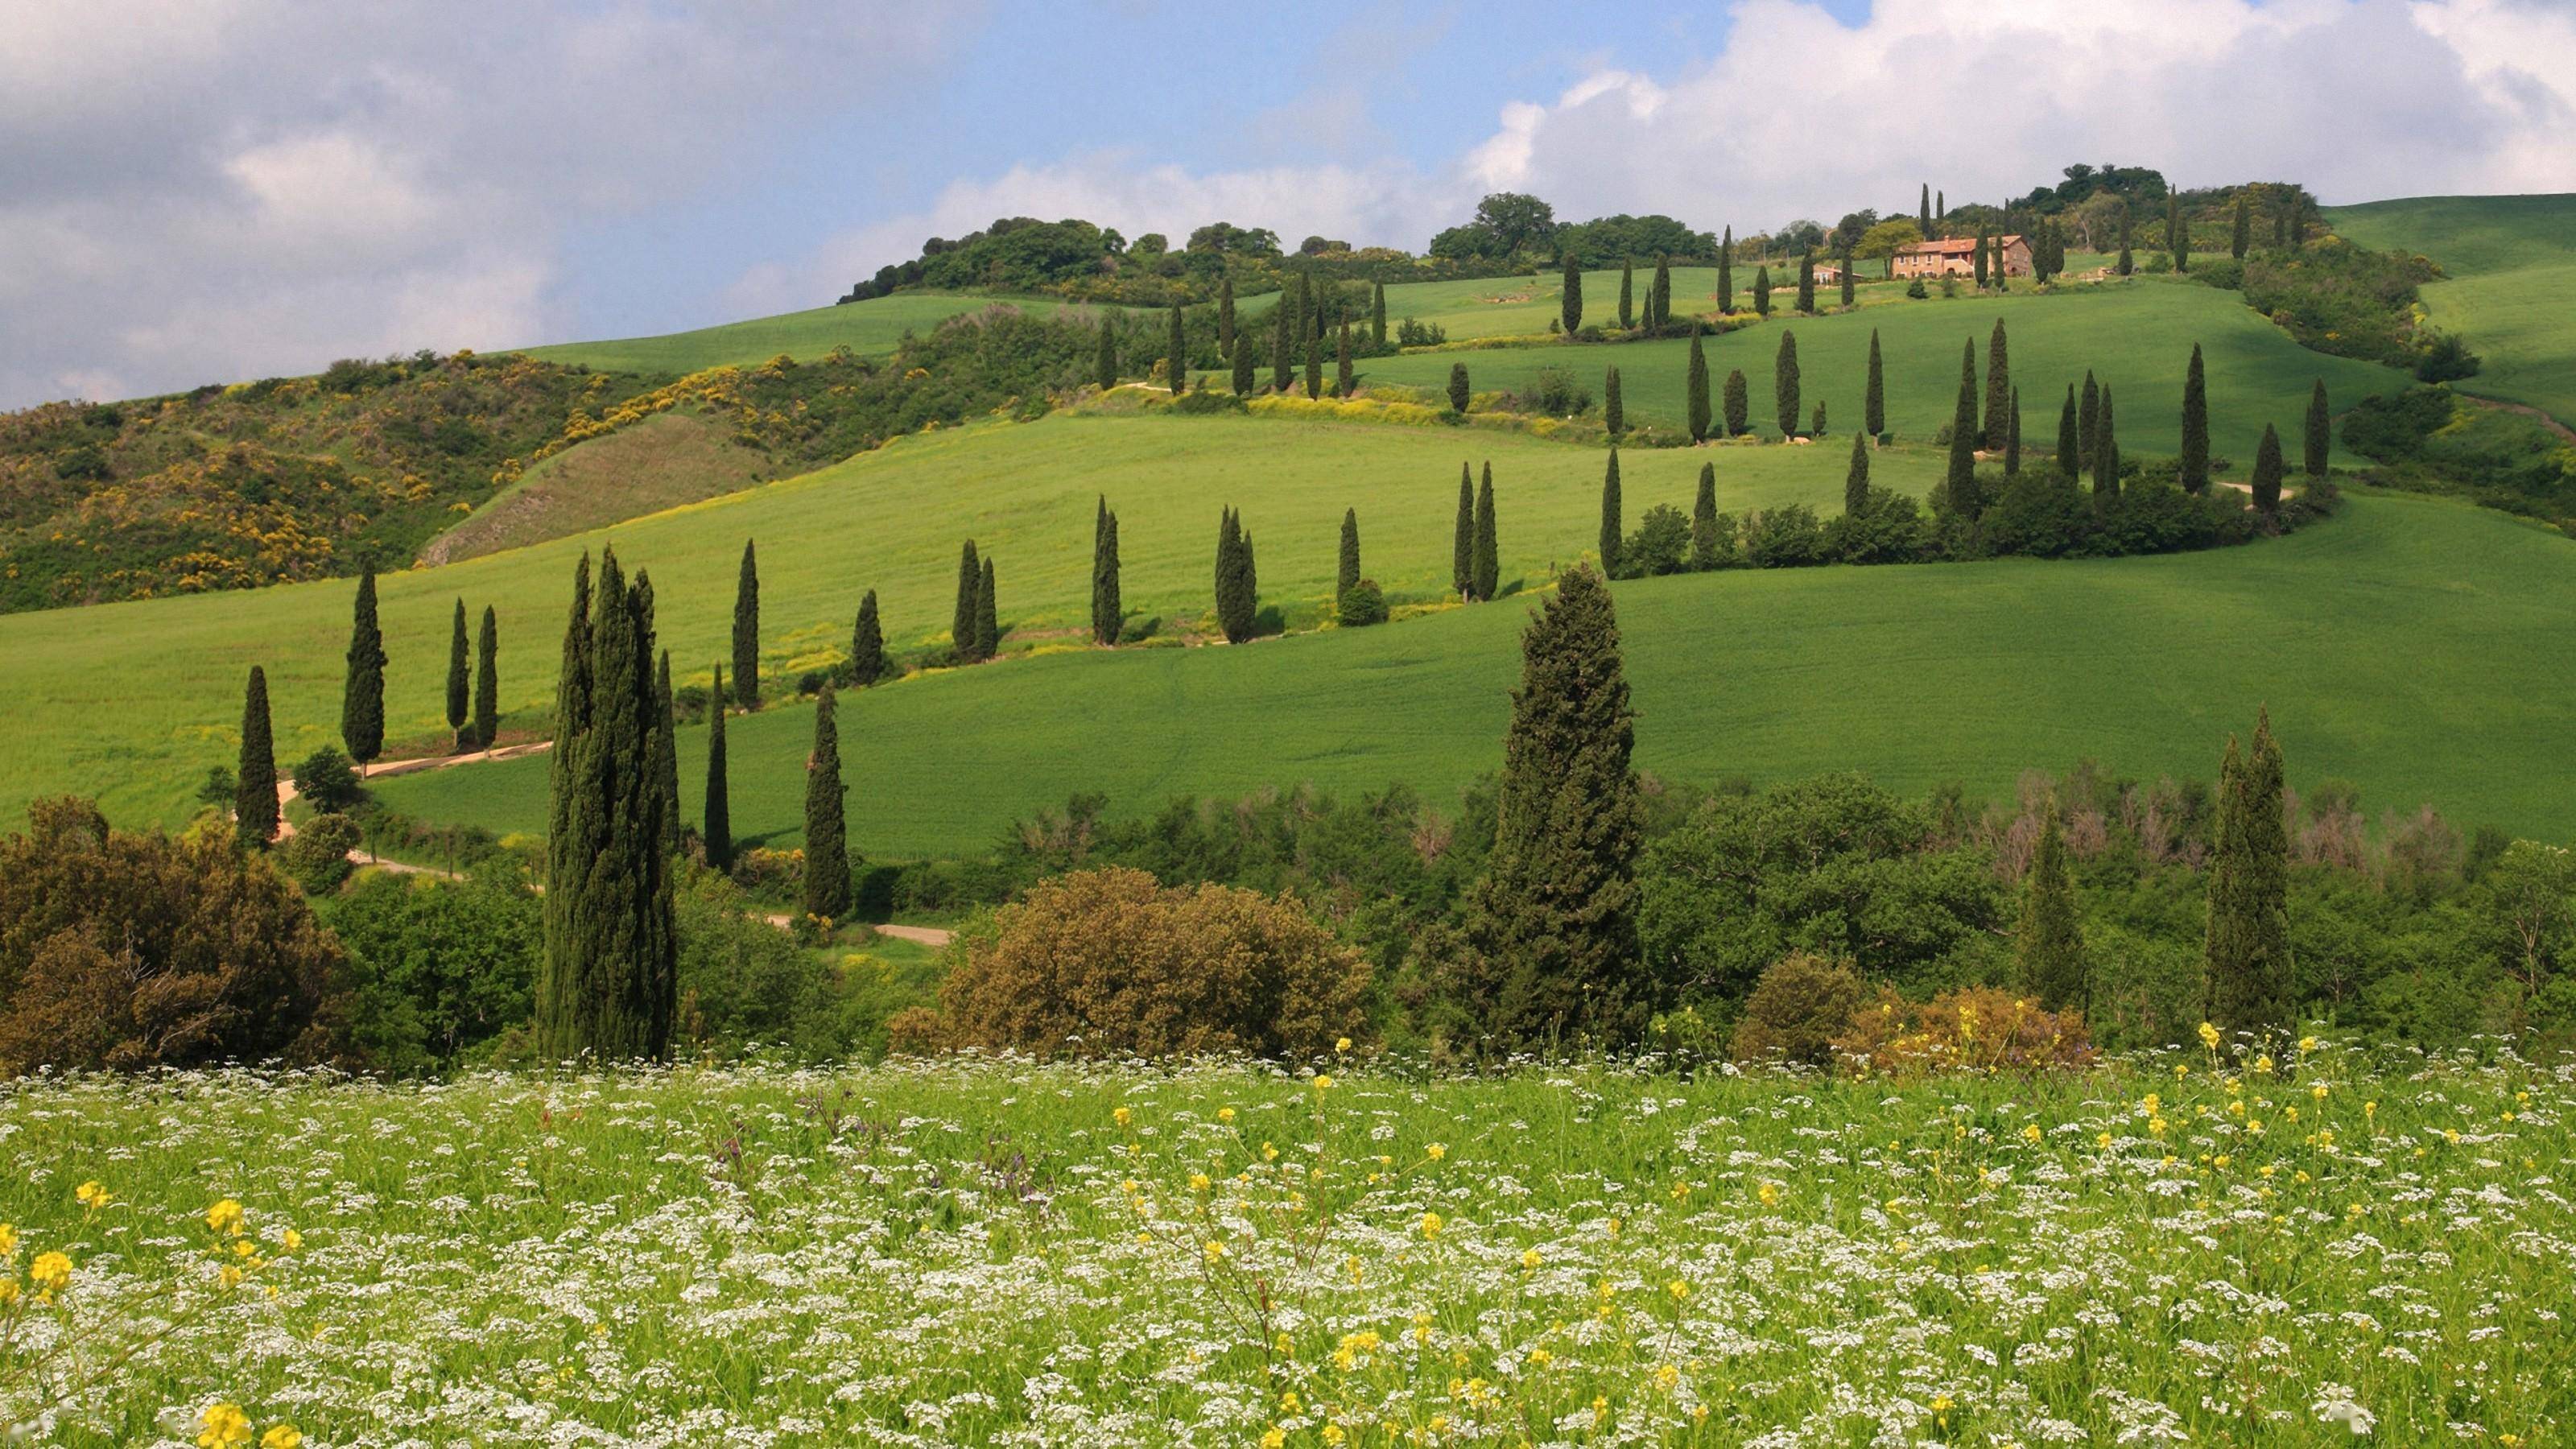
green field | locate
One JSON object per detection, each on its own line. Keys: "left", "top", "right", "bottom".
{"left": 510, "top": 292, "right": 1077, "bottom": 374}
{"left": 2327, "top": 193, "right": 2576, "bottom": 427}
{"left": 1368, "top": 279, "right": 2401, "bottom": 459}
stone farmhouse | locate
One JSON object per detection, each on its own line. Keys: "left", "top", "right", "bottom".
{"left": 1893, "top": 234, "right": 2033, "bottom": 279}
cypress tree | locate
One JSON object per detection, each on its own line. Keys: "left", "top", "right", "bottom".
{"left": 446, "top": 597, "right": 471, "bottom": 750}
{"left": 1560, "top": 249, "right": 1583, "bottom": 334}
{"left": 2169, "top": 193, "right": 2188, "bottom": 272}
{"left": 1983, "top": 318, "right": 2011, "bottom": 450}
{"left": 1336, "top": 323, "right": 1353, "bottom": 397}
{"left": 1598, "top": 448, "right": 1623, "bottom": 577}
{"left": 1454, "top": 463, "right": 1476, "bottom": 598}
{"left": 1919, "top": 183, "right": 1933, "bottom": 239}
{"left": 802, "top": 684, "right": 851, "bottom": 921}
{"left": 1773, "top": 329, "right": 1801, "bottom": 437}
{"left": 1691, "top": 462, "right": 1720, "bottom": 569}
{"left": 1937, "top": 189, "right": 1946, "bottom": 223}
{"left": 1167, "top": 304, "right": 1187, "bottom": 391}
{"left": 1218, "top": 275, "right": 1236, "bottom": 358}
{"left": 538, "top": 547, "right": 677, "bottom": 1063}
{"left": 2058, "top": 384, "right": 2081, "bottom": 481}
{"left": 2231, "top": 193, "right": 2251, "bottom": 261}
{"left": 1650, "top": 254, "right": 1672, "bottom": 328}
{"left": 1946, "top": 338, "right": 1982, "bottom": 521}
{"left": 1215, "top": 509, "right": 1252, "bottom": 642}
{"left": 952, "top": 540, "right": 980, "bottom": 657}
{"left": 1231, "top": 323, "right": 1256, "bottom": 394}
{"left": 474, "top": 605, "right": 499, "bottom": 753}
{"left": 2079, "top": 370, "right": 2100, "bottom": 462}
{"left": 1839, "top": 244, "right": 1856, "bottom": 308}
{"left": 2005, "top": 387, "right": 2022, "bottom": 477}
{"left": 2204, "top": 710, "right": 2293, "bottom": 1035}
{"left": 2093, "top": 387, "right": 2121, "bottom": 500}
{"left": 236, "top": 665, "right": 278, "bottom": 848}
{"left": 1371, "top": 280, "right": 1387, "bottom": 346}
{"left": 2116, "top": 202, "right": 2134, "bottom": 276}
{"left": 1448, "top": 361, "right": 1471, "bottom": 415}
{"left": 1472, "top": 467, "right": 1499, "bottom": 602}
{"left": 1864, "top": 328, "right": 1885, "bottom": 438}
{"left": 1685, "top": 332, "right": 1711, "bottom": 442}
{"left": 704, "top": 665, "right": 732, "bottom": 872}
{"left": 733, "top": 539, "right": 761, "bottom": 712}
{"left": 1604, "top": 366, "right": 1624, "bottom": 437}
{"left": 852, "top": 588, "right": 885, "bottom": 683}
{"left": 1723, "top": 368, "right": 1748, "bottom": 438}
{"left": 1617, "top": 259, "right": 1633, "bottom": 329}
{"left": 2017, "top": 795, "right": 2088, "bottom": 1013}
{"left": 654, "top": 647, "right": 679, "bottom": 857}
{"left": 2179, "top": 343, "right": 2211, "bottom": 493}
{"left": 2251, "top": 423, "right": 2285, "bottom": 514}
{"left": 340, "top": 564, "right": 386, "bottom": 772}
{"left": 1843, "top": 430, "right": 1872, "bottom": 517}
{"left": 1973, "top": 229, "right": 1990, "bottom": 290}
{"left": 1304, "top": 329, "right": 1322, "bottom": 398}
{"left": 2303, "top": 379, "right": 2330, "bottom": 477}
{"left": 1092, "top": 497, "right": 1121, "bottom": 646}
{"left": 1717, "top": 229, "right": 1734, "bottom": 313}
{"left": 1270, "top": 303, "right": 1291, "bottom": 392}
{"left": 1095, "top": 313, "right": 1117, "bottom": 390}
{"left": 975, "top": 556, "right": 998, "bottom": 660}
{"left": 1338, "top": 506, "right": 1361, "bottom": 600}
{"left": 1457, "top": 564, "right": 1647, "bottom": 1048}
{"left": 545, "top": 554, "right": 592, "bottom": 888}
{"left": 1796, "top": 247, "right": 1815, "bottom": 313}
{"left": 1752, "top": 264, "right": 1772, "bottom": 317}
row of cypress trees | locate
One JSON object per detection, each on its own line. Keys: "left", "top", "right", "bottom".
{"left": 1450, "top": 462, "right": 1501, "bottom": 601}
{"left": 443, "top": 599, "right": 502, "bottom": 752}
{"left": 952, "top": 541, "right": 1000, "bottom": 662}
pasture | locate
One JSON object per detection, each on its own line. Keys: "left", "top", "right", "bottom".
{"left": 2328, "top": 193, "right": 2576, "bottom": 427}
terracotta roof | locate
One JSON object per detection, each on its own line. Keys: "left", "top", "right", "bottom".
{"left": 1901, "top": 234, "right": 2024, "bottom": 255}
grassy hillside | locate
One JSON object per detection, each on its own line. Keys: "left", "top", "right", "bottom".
{"left": 1365, "top": 279, "right": 2402, "bottom": 459}
{"left": 2327, "top": 194, "right": 2576, "bottom": 426}
{"left": 375, "top": 485, "right": 2576, "bottom": 857}
{"left": 513, "top": 293, "right": 1075, "bottom": 374}
{"left": 0, "top": 415, "right": 1895, "bottom": 831}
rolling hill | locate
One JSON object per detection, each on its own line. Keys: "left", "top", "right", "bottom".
{"left": 2326, "top": 193, "right": 2576, "bottom": 427}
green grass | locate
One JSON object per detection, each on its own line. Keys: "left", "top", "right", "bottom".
{"left": 2, "top": 1051, "right": 2565, "bottom": 1443}
{"left": 510, "top": 292, "right": 1076, "bottom": 374}
{"left": 376, "top": 484, "right": 2576, "bottom": 858}
{"left": 1367, "top": 279, "right": 2404, "bottom": 460}
{"left": 2327, "top": 193, "right": 2576, "bottom": 427}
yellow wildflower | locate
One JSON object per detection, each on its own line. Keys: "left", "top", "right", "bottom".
{"left": 1313, "top": 1075, "right": 1334, "bottom": 1092}
{"left": 2021, "top": 1123, "right": 2043, "bottom": 1144}
{"left": 1419, "top": 1212, "right": 1444, "bottom": 1237}
{"left": 1425, "top": 1142, "right": 1446, "bottom": 1161}
{"left": 196, "top": 1403, "right": 252, "bottom": 1449}
{"left": 30, "top": 1251, "right": 72, "bottom": 1298}
{"left": 1112, "top": 1106, "right": 1133, "bottom": 1129}
{"left": 261, "top": 1428, "right": 302, "bottom": 1449}
{"left": 206, "top": 1199, "right": 245, "bottom": 1236}
{"left": 2197, "top": 1022, "right": 2221, "bottom": 1049}
{"left": 75, "top": 1181, "right": 111, "bottom": 1211}
{"left": 1216, "top": 1107, "right": 1235, "bottom": 1124}
{"left": 1335, "top": 1037, "right": 1352, "bottom": 1053}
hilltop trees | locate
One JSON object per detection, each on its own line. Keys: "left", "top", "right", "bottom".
{"left": 1560, "top": 250, "right": 1583, "bottom": 333}
{"left": 1453, "top": 464, "right": 1475, "bottom": 598}
{"left": 803, "top": 684, "right": 852, "bottom": 920}
{"left": 2252, "top": 423, "right": 2286, "bottom": 514}
{"left": 1096, "top": 315, "right": 1118, "bottom": 390}
{"left": 1686, "top": 332, "right": 1711, "bottom": 442}
{"left": 1167, "top": 304, "right": 1187, "bottom": 390}
{"left": 1604, "top": 366, "right": 1624, "bottom": 436}
{"left": 2168, "top": 193, "right": 2189, "bottom": 272}
{"left": 2116, "top": 201, "right": 2135, "bottom": 276}
{"left": 703, "top": 666, "right": 732, "bottom": 871}
{"left": 1723, "top": 369, "right": 1749, "bottom": 438}
{"left": 1839, "top": 243, "right": 1856, "bottom": 307}
{"left": 1473, "top": 466, "right": 1500, "bottom": 601}
{"left": 1865, "top": 328, "right": 1885, "bottom": 438}
{"left": 538, "top": 547, "right": 678, "bottom": 1063}
{"left": 446, "top": 599, "right": 471, "bottom": 751}
{"left": 2305, "top": 379, "right": 2331, "bottom": 477}
{"left": 1092, "top": 497, "right": 1121, "bottom": 646}
{"left": 1598, "top": 448, "right": 1623, "bottom": 576}
{"left": 341, "top": 565, "right": 386, "bottom": 773}
{"left": 2231, "top": 193, "right": 2252, "bottom": 261}
{"left": 1945, "top": 339, "right": 1983, "bottom": 522}
{"left": 236, "top": 666, "right": 278, "bottom": 848}
{"left": 474, "top": 606, "right": 499, "bottom": 751}
{"left": 952, "top": 540, "right": 980, "bottom": 658}
{"left": 1983, "top": 320, "right": 2011, "bottom": 450}
{"left": 2205, "top": 712, "right": 2293, "bottom": 1034}
{"left": 1215, "top": 508, "right": 1258, "bottom": 642}
{"left": 1774, "top": 331, "right": 1801, "bottom": 437}
{"left": 2179, "top": 344, "right": 2211, "bottom": 493}
{"left": 852, "top": 588, "right": 885, "bottom": 683}
{"left": 2017, "top": 796, "right": 2087, "bottom": 1013}
{"left": 733, "top": 540, "right": 761, "bottom": 711}
{"left": 1449, "top": 564, "right": 1646, "bottom": 1049}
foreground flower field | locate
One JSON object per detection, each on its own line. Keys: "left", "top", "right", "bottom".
{"left": 2, "top": 1046, "right": 2568, "bottom": 1446}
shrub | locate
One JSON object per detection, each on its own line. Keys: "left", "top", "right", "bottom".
{"left": 1731, "top": 952, "right": 1865, "bottom": 1067}
{"left": 1742, "top": 503, "right": 1827, "bottom": 567}
{"left": 327, "top": 873, "right": 539, "bottom": 1071}
{"left": 1336, "top": 579, "right": 1389, "bottom": 627}
{"left": 293, "top": 746, "right": 365, "bottom": 812}
{"left": 279, "top": 813, "right": 362, "bottom": 894}
{"left": 1832, "top": 985, "right": 2096, "bottom": 1076}
{"left": 729, "top": 846, "right": 803, "bottom": 903}
{"left": 919, "top": 866, "right": 1370, "bottom": 1059}
{"left": 1905, "top": 279, "right": 1928, "bottom": 299}
{"left": 1620, "top": 503, "right": 1691, "bottom": 577}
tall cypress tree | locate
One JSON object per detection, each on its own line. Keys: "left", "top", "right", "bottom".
{"left": 1865, "top": 328, "right": 1885, "bottom": 438}
{"left": 802, "top": 684, "right": 852, "bottom": 921}
{"left": 236, "top": 665, "right": 278, "bottom": 848}
{"left": 733, "top": 539, "right": 761, "bottom": 712}
{"left": 1650, "top": 254, "right": 1672, "bottom": 328}
{"left": 1167, "top": 304, "right": 1187, "bottom": 391}
{"left": 2116, "top": 202, "right": 2134, "bottom": 276}
{"left": 1604, "top": 366, "right": 1624, "bottom": 437}
{"left": 1092, "top": 497, "right": 1121, "bottom": 646}
{"left": 2092, "top": 386, "right": 2121, "bottom": 500}
{"left": 1752, "top": 264, "right": 1772, "bottom": 317}
{"left": 1691, "top": 461, "right": 1720, "bottom": 570}
{"left": 1095, "top": 313, "right": 1118, "bottom": 390}
{"left": 1448, "top": 362, "right": 1471, "bottom": 415}
{"left": 1327, "top": 507, "right": 1358, "bottom": 607}
{"left": 975, "top": 556, "right": 999, "bottom": 660}
{"left": 1231, "top": 324, "right": 1255, "bottom": 395}
{"left": 1453, "top": 463, "right": 1476, "bottom": 599}
{"left": 1270, "top": 303, "right": 1291, "bottom": 392}
{"left": 1918, "top": 183, "right": 1932, "bottom": 239}
{"left": 2178, "top": 343, "right": 2211, "bottom": 493}
{"left": 2303, "top": 378, "right": 2330, "bottom": 477}
{"left": 2079, "top": 370, "right": 2100, "bottom": 462}
{"left": 446, "top": 597, "right": 471, "bottom": 750}
{"left": 1215, "top": 509, "right": 1253, "bottom": 643}
{"left": 1946, "top": 338, "right": 1982, "bottom": 521}
{"left": 1560, "top": 249, "right": 1583, "bottom": 334}
{"left": 1472, "top": 466, "right": 1499, "bottom": 603}
{"left": 952, "top": 540, "right": 980, "bottom": 657}
{"left": 2204, "top": 711, "right": 2293, "bottom": 1035}
{"left": 1598, "top": 448, "right": 1623, "bottom": 578}
{"left": 2251, "top": 423, "right": 2285, "bottom": 514}
{"left": 539, "top": 547, "right": 677, "bottom": 1063}
{"left": 1723, "top": 368, "right": 1748, "bottom": 438}
{"left": 1456, "top": 564, "right": 1646, "bottom": 1048}
{"left": 1304, "top": 329, "right": 1322, "bottom": 398}
{"left": 1685, "top": 332, "right": 1711, "bottom": 442}
{"left": 1839, "top": 243, "right": 1856, "bottom": 307}
{"left": 474, "top": 605, "right": 499, "bottom": 753}
{"left": 704, "top": 665, "right": 732, "bottom": 872}
{"left": 544, "top": 554, "right": 592, "bottom": 908}
{"left": 1371, "top": 280, "right": 1387, "bottom": 346}
{"left": 1983, "top": 318, "right": 2011, "bottom": 450}
{"left": 654, "top": 646, "right": 679, "bottom": 857}
{"left": 1796, "top": 248, "right": 1816, "bottom": 313}
{"left": 341, "top": 564, "right": 386, "bottom": 772}
{"left": 2169, "top": 193, "right": 2188, "bottom": 272}
{"left": 2058, "top": 384, "right": 2081, "bottom": 481}
{"left": 1717, "top": 229, "right": 1734, "bottom": 313}
{"left": 1218, "top": 275, "right": 1236, "bottom": 358}
{"left": 2005, "top": 386, "right": 2022, "bottom": 477}
{"left": 1773, "top": 329, "right": 1801, "bottom": 437}
{"left": 1617, "top": 259, "right": 1633, "bottom": 329}
{"left": 2231, "top": 193, "right": 2251, "bottom": 261}
{"left": 852, "top": 588, "right": 885, "bottom": 683}
{"left": 1843, "top": 430, "right": 1872, "bottom": 517}
{"left": 2017, "top": 796, "right": 2088, "bottom": 1013}
{"left": 1336, "top": 323, "right": 1353, "bottom": 397}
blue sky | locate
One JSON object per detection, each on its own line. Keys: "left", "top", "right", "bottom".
{"left": 2, "top": 0, "right": 2569, "bottom": 407}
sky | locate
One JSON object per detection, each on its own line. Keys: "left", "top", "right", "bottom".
{"left": 4, "top": 0, "right": 2573, "bottom": 410}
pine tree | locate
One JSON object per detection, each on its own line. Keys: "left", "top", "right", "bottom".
{"left": 2204, "top": 710, "right": 2293, "bottom": 1035}
{"left": 2017, "top": 796, "right": 2088, "bottom": 1013}
{"left": 2116, "top": 202, "right": 2134, "bottom": 276}
{"left": 852, "top": 588, "right": 885, "bottom": 683}
{"left": 236, "top": 665, "right": 278, "bottom": 847}
{"left": 1717, "top": 229, "right": 1734, "bottom": 313}
{"left": 1864, "top": 328, "right": 1885, "bottom": 438}
{"left": 1617, "top": 258, "right": 1633, "bottom": 329}
{"left": 1336, "top": 323, "right": 1353, "bottom": 397}
{"left": 1270, "top": 303, "right": 1291, "bottom": 392}
{"left": 1453, "top": 463, "right": 1476, "bottom": 599}
{"left": 802, "top": 684, "right": 852, "bottom": 921}
{"left": 446, "top": 597, "right": 471, "bottom": 749}
{"left": 1219, "top": 275, "right": 1236, "bottom": 358}
{"left": 2079, "top": 370, "right": 2100, "bottom": 462}
{"left": 2251, "top": 423, "right": 2285, "bottom": 514}
{"left": 2057, "top": 384, "right": 2081, "bottom": 481}
{"left": 1946, "top": 338, "right": 1983, "bottom": 521}
{"left": 538, "top": 547, "right": 677, "bottom": 1063}
{"left": 2178, "top": 343, "right": 2211, "bottom": 493}
{"left": 1167, "top": 304, "right": 1187, "bottom": 391}
{"left": 1560, "top": 249, "right": 1583, "bottom": 334}
{"left": 1685, "top": 332, "right": 1711, "bottom": 442}
{"left": 2093, "top": 386, "right": 2121, "bottom": 501}
{"left": 1983, "top": 318, "right": 2011, "bottom": 450}
{"left": 1604, "top": 365, "right": 1624, "bottom": 437}
{"left": 653, "top": 647, "right": 679, "bottom": 857}
{"left": 2231, "top": 193, "right": 2251, "bottom": 261}
{"left": 1691, "top": 462, "right": 1720, "bottom": 569}
{"left": 1304, "top": 329, "right": 1322, "bottom": 398}
{"left": 2169, "top": 192, "right": 2188, "bottom": 272}
{"left": 1336, "top": 506, "right": 1363, "bottom": 601}
{"left": 1796, "top": 248, "right": 1816, "bottom": 313}
{"left": 1472, "top": 467, "right": 1499, "bottom": 602}
{"left": 474, "top": 605, "right": 499, "bottom": 753}
{"left": 1371, "top": 280, "right": 1387, "bottom": 346}
{"left": 733, "top": 539, "right": 761, "bottom": 712}
{"left": 1598, "top": 448, "right": 1623, "bottom": 577}
{"left": 1092, "top": 497, "right": 1121, "bottom": 646}
{"left": 1650, "top": 254, "right": 1672, "bottom": 328}
{"left": 2005, "top": 388, "right": 2022, "bottom": 477}
{"left": 1843, "top": 430, "right": 1872, "bottom": 518}
{"left": 952, "top": 539, "right": 980, "bottom": 657}
{"left": 975, "top": 556, "right": 998, "bottom": 660}
{"left": 341, "top": 564, "right": 386, "bottom": 772}
{"left": 703, "top": 665, "right": 733, "bottom": 872}
{"left": 2304, "top": 378, "right": 2330, "bottom": 477}
{"left": 1231, "top": 324, "right": 1256, "bottom": 395}
{"left": 1448, "top": 361, "right": 1471, "bottom": 415}
{"left": 1773, "top": 329, "right": 1801, "bottom": 437}
{"left": 1456, "top": 564, "right": 1647, "bottom": 1048}
{"left": 1752, "top": 264, "right": 1772, "bottom": 317}
{"left": 1095, "top": 314, "right": 1118, "bottom": 390}
{"left": 1723, "top": 368, "right": 1748, "bottom": 438}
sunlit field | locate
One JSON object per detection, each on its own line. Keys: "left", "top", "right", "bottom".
{"left": 5, "top": 1042, "right": 2566, "bottom": 1445}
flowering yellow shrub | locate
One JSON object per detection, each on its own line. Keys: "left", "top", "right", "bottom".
{"left": 1834, "top": 985, "right": 2096, "bottom": 1076}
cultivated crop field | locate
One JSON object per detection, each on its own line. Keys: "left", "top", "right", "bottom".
{"left": 2, "top": 1046, "right": 2566, "bottom": 1445}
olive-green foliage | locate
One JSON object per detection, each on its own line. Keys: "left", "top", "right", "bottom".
{"left": 328, "top": 872, "right": 539, "bottom": 1072}
{"left": 1945, "top": 340, "right": 1982, "bottom": 520}
{"left": 1730, "top": 952, "right": 1865, "bottom": 1067}
{"left": 279, "top": 812, "right": 362, "bottom": 895}
{"left": 1448, "top": 362, "right": 1471, "bottom": 414}
{"left": 2016, "top": 797, "right": 2088, "bottom": 1013}
{"left": 1451, "top": 464, "right": 1474, "bottom": 598}
{"left": 2252, "top": 423, "right": 2285, "bottom": 514}
{"left": 2204, "top": 712, "right": 2293, "bottom": 1034}
{"left": 1472, "top": 467, "right": 1498, "bottom": 603}
{"left": 1337, "top": 508, "right": 1362, "bottom": 600}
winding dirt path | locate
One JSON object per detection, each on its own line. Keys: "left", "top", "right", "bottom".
{"left": 268, "top": 741, "right": 555, "bottom": 877}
